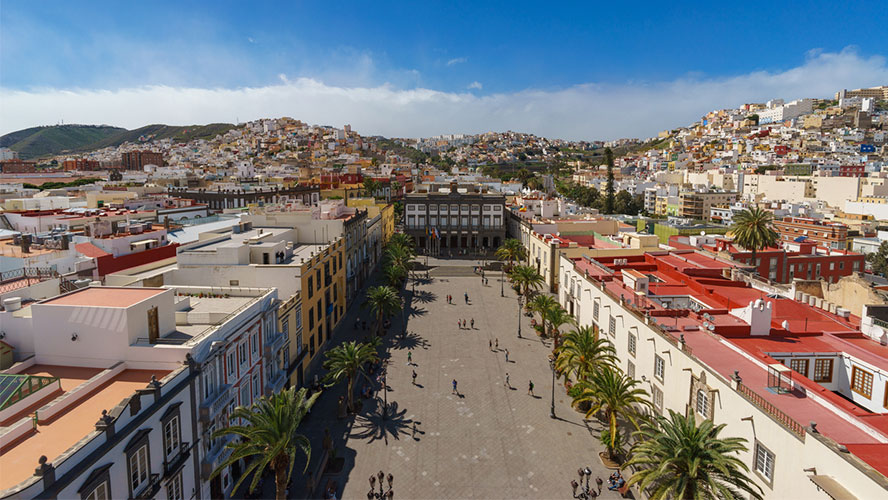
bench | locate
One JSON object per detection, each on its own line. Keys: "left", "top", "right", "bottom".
{"left": 305, "top": 449, "right": 330, "bottom": 496}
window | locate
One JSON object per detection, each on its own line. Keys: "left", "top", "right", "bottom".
{"left": 652, "top": 385, "right": 663, "bottom": 414}
{"left": 307, "top": 277, "right": 313, "bottom": 298}
{"left": 163, "top": 415, "right": 181, "bottom": 458}
{"left": 129, "top": 445, "right": 150, "bottom": 495}
{"left": 695, "top": 389, "right": 709, "bottom": 417}
{"left": 166, "top": 472, "right": 183, "bottom": 500}
{"left": 203, "top": 363, "right": 217, "bottom": 400}
{"left": 227, "top": 351, "right": 236, "bottom": 380}
{"left": 593, "top": 302, "right": 599, "bottom": 321}
{"left": 789, "top": 358, "right": 808, "bottom": 378}
{"left": 240, "top": 382, "right": 250, "bottom": 407}
{"left": 754, "top": 442, "right": 775, "bottom": 482}
{"left": 84, "top": 481, "right": 110, "bottom": 500}
{"left": 654, "top": 355, "right": 665, "bottom": 381}
{"left": 253, "top": 372, "right": 262, "bottom": 400}
{"left": 608, "top": 316, "right": 616, "bottom": 336}
{"left": 250, "top": 332, "right": 259, "bottom": 357}
{"left": 851, "top": 366, "right": 874, "bottom": 398}
{"left": 627, "top": 360, "right": 635, "bottom": 380}
{"left": 308, "top": 308, "right": 315, "bottom": 330}
{"left": 628, "top": 332, "right": 636, "bottom": 357}
{"left": 238, "top": 342, "right": 247, "bottom": 366}
{"left": 282, "top": 317, "right": 289, "bottom": 341}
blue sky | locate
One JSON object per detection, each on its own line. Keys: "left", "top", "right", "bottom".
{"left": 2, "top": 1, "right": 887, "bottom": 139}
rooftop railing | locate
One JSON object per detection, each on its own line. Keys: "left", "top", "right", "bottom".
{"left": 736, "top": 381, "right": 807, "bottom": 440}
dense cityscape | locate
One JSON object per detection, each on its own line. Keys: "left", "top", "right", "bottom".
{"left": 3, "top": 2, "right": 888, "bottom": 500}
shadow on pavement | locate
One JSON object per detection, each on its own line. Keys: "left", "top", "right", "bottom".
{"left": 350, "top": 401, "right": 415, "bottom": 445}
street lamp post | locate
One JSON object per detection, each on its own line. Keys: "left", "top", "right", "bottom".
{"left": 549, "top": 357, "right": 557, "bottom": 419}
{"left": 368, "top": 471, "right": 394, "bottom": 499}
{"left": 517, "top": 295, "right": 522, "bottom": 339}
{"left": 501, "top": 267, "right": 505, "bottom": 297}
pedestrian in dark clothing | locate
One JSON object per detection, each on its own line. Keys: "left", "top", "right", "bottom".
{"left": 452, "top": 379, "right": 458, "bottom": 394}
{"left": 412, "top": 370, "right": 417, "bottom": 385}
{"left": 528, "top": 380, "right": 534, "bottom": 396}
{"left": 505, "top": 349, "right": 510, "bottom": 362}
{"left": 470, "top": 318, "right": 474, "bottom": 329}
{"left": 489, "top": 339, "right": 493, "bottom": 350}
{"left": 495, "top": 338, "right": 499, "bottom": 350}
{"left": 464, "top": 292, "right": 469, "bottom": 304}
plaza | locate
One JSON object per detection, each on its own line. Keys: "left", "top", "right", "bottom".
{"left": 295, "top": 258, "right": 614, "bottom": 499}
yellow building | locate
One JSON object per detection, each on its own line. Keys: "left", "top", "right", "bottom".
{"left": 297, "top": 238, "right": 346, "bottom": 383}
{"left": 278, "top": 292, "right": 305, "bottom": 387}
{"left": 86, "top": 190, "right": 139, "bottom": 208}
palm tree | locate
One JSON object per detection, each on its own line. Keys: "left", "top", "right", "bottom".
{"left": 211, "top": 387, "right": 319, "bottom": 500}
{"left": 384, "top": 264, "right": 407, "bottom": 287}
{"left": 571, "top": 367, "right": 652, "bottom": 459}
{"left": 365, "top": 285, "right": 402, "bottom": 335}
{"left": 386, "top": 241, "right": 414, "bottom": 286}
{"left": 495, "top": 238, "right": 527, "bottom": 272}
{"left": 389, "top": 233, "right": 414, "bottom": 252}
{"left": 323, "top": 340, "right": 379, "bottom": 411}
{"left": 730, "top": 207, "right": 778, "bottom": 273}
{"left": 529, "top": 294, "right": 559, "bottom": 339}
{"left": 626, "top": 410, "right": 764, "bottom": 500}
{"left": 509, "top": 265, "right": 544, "bottom": 298}
{"left": 555, "top": 325, "right": 616, "bottom": 382}
{"left": 546, "top": 306, "right": 574, "bottom": 348}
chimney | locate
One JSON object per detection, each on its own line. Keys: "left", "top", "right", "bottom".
{"left": 21, "top": 234, "right": 31, "bottom": 254}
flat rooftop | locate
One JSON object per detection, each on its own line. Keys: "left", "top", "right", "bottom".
{"left": 40, "top": 287, "right": 166, "bottom": 308}
{"left": 172, "top": 295, "right": 255, "bottom": 339}
{"left": 0, "top": 368, "right": 166, "bottom": 490}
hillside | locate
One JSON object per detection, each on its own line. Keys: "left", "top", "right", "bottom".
{"left": 0, "top": 123, "right": 238, "bottom": 160}
{"left": 90, "top": 123, "right": 238, "bottom": 149}
{"left": 0, "top": 125, "right": 126, "bottom": 160}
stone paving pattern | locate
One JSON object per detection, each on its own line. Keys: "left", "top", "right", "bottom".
{"left": 292, "top": 259, "right": 614, "bottom": 499}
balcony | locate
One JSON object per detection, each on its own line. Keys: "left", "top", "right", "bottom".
{"left": 199, "top": 384, "right": 233, "bottom": 424}
{"left": 133, "top": 473, "right": 162, "bottom": 500}
{"left": 264, "top": 332, "right": 287, "bottom": 359}
{"left": 163, "top": 441, "right": 192, "bottom": 479}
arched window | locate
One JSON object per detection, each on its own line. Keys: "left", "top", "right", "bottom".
{"left": 696, "top": 389, "right": 709, "bottom": 417}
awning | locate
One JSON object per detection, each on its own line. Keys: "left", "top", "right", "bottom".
{"left": 808, "top": 475, "right": 858, "bottom": 500}
{"left": 131, "top": 239, "right": 158, "bottom": 247}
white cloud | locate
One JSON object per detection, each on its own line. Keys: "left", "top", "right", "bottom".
{"left": 446, "top": 57, "right": 467, "bottom": 66}
{"left": 468, "top": 81, "right": 483, "bottom": 90}
{"left": 2, "top": 48, "right": 886, "bottom": 140}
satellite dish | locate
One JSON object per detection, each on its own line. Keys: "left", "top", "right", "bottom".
{"left": 700, "top": 231, "right": 706, "bottom": 236}
{"left": 708, "top": 324, "right": 715, "bottom": 331}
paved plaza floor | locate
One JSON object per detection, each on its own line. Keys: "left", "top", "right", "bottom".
{"left": 293, "top": 259, "right": 614, "bottom": 499}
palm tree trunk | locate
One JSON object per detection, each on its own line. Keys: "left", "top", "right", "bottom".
{"left": 274, "top": 462, "right": 288, "bottom": 500}
{"left": 346, "top": 375, "right": 355, "bottom": 411}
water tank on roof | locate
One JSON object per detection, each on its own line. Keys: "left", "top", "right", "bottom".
{"left": 3, "top": 297, "right": 22, "bottom": 311}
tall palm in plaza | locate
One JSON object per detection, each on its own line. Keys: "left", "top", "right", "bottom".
{"left": 626, "top": 410, "right": 763, "bottom": 500}
{"left": 546, "top": 306, "right": 574, "bottom": 348}
{"left": 495, "top": 238, "right": 527, "bottom": 272}
{"left": 555, "top": 326, "right": 616, "bottom": 382}
{"left": 388, "top": 232, "right": 414, "bottom": 252}
{"left": 571, "top": 367, "right": 651, "bottom": 459}
{"left": 384, "top": 264, "right": 407, "bottom": 288}
{"left": 730, "top": 207, "right": 778, "bottom": 273}
{"left": 211, "top": 387, "right": 319, "bottom": 500}
{"left": 529, "top": 294, "right": 559, "bottom": 339}
{"left": 509, "top": 265, "right": 544, "bottom": 298}
{"left": 323, "top": 340, "right": 380, "bottom": 411}
{"left": 385, "top": 243, "right": 413, "bottom": 285}
{"left": 366, "top": 285, "right": 402, "bottom": 335}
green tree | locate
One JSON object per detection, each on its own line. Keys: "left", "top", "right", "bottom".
{"left": 555, "top": 325, "right": 616, "bottom": 382}
{"left": 604, "top": 147, "right": 615, "bottom": 214}
{"left": 365, "top": 285, "right": 402, "bottom": 335}
{"left": 571, "top": 367, "right": 652, "bottom": 459}
{"left": 363, "top": 178, "right": 380, "bottom": 197}
{"left": 626, "top": 410, "right": 763, "bottom": 500}
{"left": 495, "top": 238, "right": 527, "bottom": 271}
{"left": 867, "top": 241, "right": 888, "bottom": 277}
{"left": 545, "top": 304, "right": 574, "bottom": 348}
{"left": 211, "top": 387, "right": 319, "bottom": 500}
{"left": 516, "top": 167, "right": 532, "bottom": 187}
{"left": 529, "top": 294, "right": 559, "bottom": 340}
{"left": 508, "top": 264, "right": 544, "bottom": 299}
{"left": 730, "top": 207, "right": 779, "bottom": 272}
{"left": 323, "top": 340, "right": 380, "bottom": 411}
{"left": 614, "top": 190, "right": 634, "bottom": 214}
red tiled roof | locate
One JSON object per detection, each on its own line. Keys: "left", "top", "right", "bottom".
{"left": 74, "top": 242, "right": 110, "bottom": 258}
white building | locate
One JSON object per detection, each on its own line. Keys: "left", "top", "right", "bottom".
{"left": 758, "top": 99, "right": 814, "bottom": 125}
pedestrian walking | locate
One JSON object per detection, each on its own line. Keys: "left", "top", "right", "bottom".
{"left": 495, "top": 338, "right": 499, "bottom": 350}
{"left": 489, "top": 339, "right": 493, "bottom": 350}
{"left": 457, "top": 319, "right": 461, "bottom": 330}
{"left": 462, "top": 319, "right": 467, "bottom": 329}
{"left": 505, "top": 372, "right": 510, "bottom": 388}
{"left": 412, "top": 370, "right": 417, "bottom": 385}
{"left": 470, "top": 318, "right": 475, "bottom": 329}
{"left": 452, "top": 379, "right": 458, "bottom": 394}
{"left": 505, "top": 349, "right": 509, "bottom": 363}
{"left": 407, "top": 350, "right": 412, "bottom": 365}
{"left": 528, "top": 380, "right": 534, "bottom": 396}
{"left": 464, "top": 292, "right": 469, "bottom": 304}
